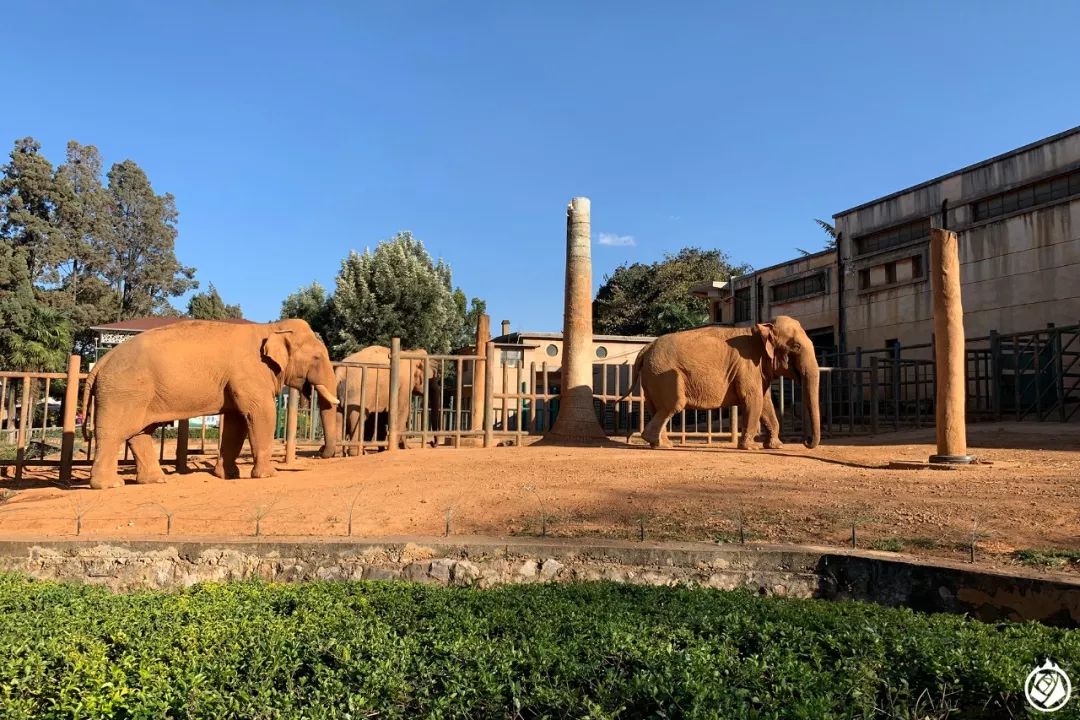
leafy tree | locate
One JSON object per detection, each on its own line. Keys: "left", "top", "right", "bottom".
{"left": 594, "top": 247, "right": 751, "bottom": 336}
{"left": 101, "top": 160, "right": 196, "bottom": 320}
{"left": 280, "top": 281, "right": 333, "bottom": 340}
{"left": 0, "top": 138, "right": 67, "bottom": 284}
{"left": 0, "top": 242, "right": 71, "bottom": 371}
{"left": 453, "top": 290, "right": 486, "bottom": 350}
{"left": 329, "top": 232, "right": 467, "bottom": 355}
{"left": 187, "top": 282, "right": 242, "bottom": 320}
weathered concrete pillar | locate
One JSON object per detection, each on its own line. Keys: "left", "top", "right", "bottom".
{"left": 929, "top": 228, "right": 972, "bottom": 464}
{"left": 471, "top": 314, "right": 490, "bottom": 431}
{"left": 548, "top": 197, "right": 605, "bottom": 441}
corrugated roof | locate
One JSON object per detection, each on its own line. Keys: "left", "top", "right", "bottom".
{"left": 90, "top": 317, "right": 254, "bottom": 332}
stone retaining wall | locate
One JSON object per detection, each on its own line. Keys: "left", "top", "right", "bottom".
{"left": 0, "top": 536, "right": 1076, "bottom": 627}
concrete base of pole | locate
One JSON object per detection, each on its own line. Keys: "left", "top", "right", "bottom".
{"left": 928, "top": 454, "right": 975, "bottom": 464}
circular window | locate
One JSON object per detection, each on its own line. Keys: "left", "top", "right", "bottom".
{"left": 595, "top": 346, "right": 608, "bottom": 359}
{"left": 546, "top": 344, "right": 558, "bottom": 357}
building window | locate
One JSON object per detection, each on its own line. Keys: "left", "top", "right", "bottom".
{"left": 595, "top": 346, "right": 608, "bottom": 359}
{"left": 500, "top": 349, "right": 523, "bottom": 368}
{"left": 853, "top": 217, "right": 931, "bottom": 256}
{"left": 545, "top": 344, "right": 558, "bottom": 357}
{"left": 859, "top": 255, "right": 924, "bottom": 291}
{"left": 733, "top": 287, "right": 751, "bottom": 322}
{"left": 972, "top": 168, "right": 1080, "bottom": 222}
{"left": 770, "top": 272, "right": 827, "bottom": 304}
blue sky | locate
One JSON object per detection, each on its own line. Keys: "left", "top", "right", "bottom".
{"left": 4, "top": 2, "right": 1079, "bottom": 330}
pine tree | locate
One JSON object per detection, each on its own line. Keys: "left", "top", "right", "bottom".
{"left": 187, "top": 282, "right": 243, "bottom": 320}
{"left": 0, "top": 138, "right": 68, "bottom": 285}
{"left": 0, "top": 242, "right": 71, "bottom": 371}
{"left": 101, "top": 160, "right": 196, "bottom": 319}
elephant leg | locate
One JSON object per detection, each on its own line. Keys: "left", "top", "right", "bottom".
{"left": 642, "top": 405, "right": 676, "bottom": 448}
{"left": 738, "top": 390, "right": 763, "bottom": 451}
{"left": 129, "top": 427, "right": 167, "bottom": 484}
{"left": 89, "top": 430, "right": 126, "bottom": 489}
{"left": 248, "top": 402, "right": 278, "bottom": 479}
{"left": 213, "top": 412, "right": 247, "bottom": 479}
{"left": 760, "top": 391, "right": 783, "bottom": 450}
{"left": 345, "top": 406, "right": 361, "bottom": 457}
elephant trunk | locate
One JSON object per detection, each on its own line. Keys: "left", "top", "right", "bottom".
{"left": 317, "top": 398, "right": 338, "bottom": 459}
{"left": 802, "top": 367, "right": 821, "bottom": 449}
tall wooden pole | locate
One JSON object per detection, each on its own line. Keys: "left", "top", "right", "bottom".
{"left": 548, "top": 197, "right": 605, "bottom": 441}
{"left": 929, "top": 228, "right": 972, "bottom": 463}
{"left": 471, "top": 314, "right": 490, "bottom": 431}
{"left": 59, "top": 355, "right": 80, "bottom": 485}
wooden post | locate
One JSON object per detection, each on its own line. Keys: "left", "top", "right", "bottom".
{"left": 285, "top": 387, "right": 299, "bottom": 465}
{"left": 471, "top": 314, "right": 490, "bottom": 431}
{"left": 14, "top": 378, "right": 31, "bottom": 483}
{"left": 59, "top": 355, "right": 80, "bottom": 485}
{"left": 175, "top": 420, "right": 189, "bottom": 474}
{"left": 388, "top": 338, "right": 401, "bottom": 451}
{"left": 483, "top": 341, "right": 495, "bottom": 447}
{"left": 929, "top": 228, "right": 972, "bottom": 463}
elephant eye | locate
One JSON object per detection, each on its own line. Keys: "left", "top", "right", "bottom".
{"left": 790, "top": 343, "right": 801, "bottom": 352}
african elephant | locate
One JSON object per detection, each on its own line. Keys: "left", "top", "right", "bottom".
{"left": 335, "top": 345, "right": 435, "bottom": 454}
{"left": 633, "top": 315, "right": 820, "bottom": 450}
{"left": 82, "top": 318, "right": 339, "bottom": 489}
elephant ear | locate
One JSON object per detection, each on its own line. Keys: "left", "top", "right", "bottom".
{"left": 262, "top": 330, "right": 292, "bottom": 374}
{"left": 754, "top": 323, "right": 777, "bottom": 365}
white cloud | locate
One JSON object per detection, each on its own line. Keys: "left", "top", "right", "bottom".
{"left": 598, "top": 232, "right": 636, "bottom": 247}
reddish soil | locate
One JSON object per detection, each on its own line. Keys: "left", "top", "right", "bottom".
{"left": 2, "top": 422, "right": 1078, "bottom": 571}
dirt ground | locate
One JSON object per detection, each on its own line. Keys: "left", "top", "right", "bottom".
{"left": 1, "top": 422, "right": 1078, "bottom": 571}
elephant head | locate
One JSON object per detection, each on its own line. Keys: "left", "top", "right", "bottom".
{"left": 262, "top": 318, "right": 340, "bottom": 458}
{"left": 754, "top": 316, "right": 820, "bottom": 449}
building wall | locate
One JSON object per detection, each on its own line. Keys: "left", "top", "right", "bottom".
{"left": 835, "top": 127, "right": 1080, "bottom": 352}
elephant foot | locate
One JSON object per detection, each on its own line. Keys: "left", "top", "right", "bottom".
{"left": 89, "top": 474, "right": 125, "bottom": 490}
{"left": 212, "top": 463, "right": 240, "bottom": 480}
{"left": 251, "top": 465, "right": 276, "bottom": 479}
{"left": 764, "top": 438, "right": 784, "bottom": 450}
{"left": 737, "top": 438, "right": 761, "bottom": 451}
{"left": 135, "top": 473, "right": 167, "bottom": 484}
{"left": 318, "top": 445, "right": 335, "bottom": 459}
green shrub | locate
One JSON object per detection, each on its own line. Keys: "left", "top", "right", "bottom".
{"left": 0, "top": 575, "right": 1076, "bottom": 719}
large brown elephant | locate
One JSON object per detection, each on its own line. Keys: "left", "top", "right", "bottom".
{"left": 335, "top": 345, "right": 435, "bottom": 454}
{"left": 82, "top": 319, "right": 339, "bottom": 489}
{"left": 633, "top": 316, "right": 821, "bottom": 450}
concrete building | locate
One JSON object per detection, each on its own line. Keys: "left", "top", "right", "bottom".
{"left": 693, "top": 126, "right": 1080, "bottom": 364}
{"left": 691, "top": 248, "right": 841, "bottom": 362}
{"left": 488, "top": 330, "right": 654, "bottom": 397}
{"left": 834, "top": 125, "right": 1080, "bottom": 353}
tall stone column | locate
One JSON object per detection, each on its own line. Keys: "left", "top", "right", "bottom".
{"left": 548, "top": 197, "right": 606, "bottom": 441}
{"left": 929, "top": 228, "right": 972, "bottom": 463}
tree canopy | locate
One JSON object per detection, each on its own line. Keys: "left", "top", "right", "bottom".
{"left": 0, "top": 136, "right": 200, "bottom": 365}
{"left": 280, "top": 232, "right": 484, "bottom": 357}
{"left": 187, "top": 282, "right": 242, "bottom": 320}
{"left": 593, "top": 247, "right": 751, "bottom": 336}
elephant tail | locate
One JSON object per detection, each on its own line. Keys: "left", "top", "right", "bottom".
{"left": 81, "top": 364, "right": 99, "bottom": 442}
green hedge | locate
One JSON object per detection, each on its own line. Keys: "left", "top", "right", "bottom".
{"left": 0, "top": 575, "right": 1077, "bottom": 719}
